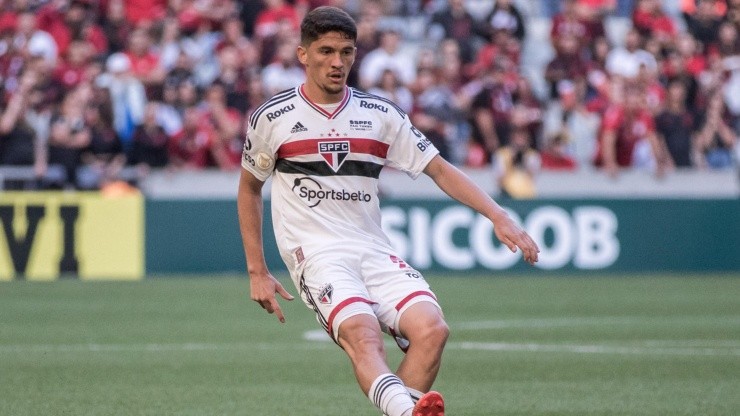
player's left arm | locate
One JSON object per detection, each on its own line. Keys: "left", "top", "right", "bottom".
{"left": 423, "top": 155, "right": 540, "bottom": 265}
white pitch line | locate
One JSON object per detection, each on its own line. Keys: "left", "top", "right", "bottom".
{"left": 0, "top": 342, "right": 331, "bottom": 354}
{"left": 641, "top": 340, "right": 740, "bottom": 348}
{"left": 454, "top": 316, "right": 740, "bottom": 330}
{"left": 450, "top": 342, "right": 740, "bottom": 357}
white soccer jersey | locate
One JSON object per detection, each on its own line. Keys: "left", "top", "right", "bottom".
{"left": 242, "top": 85, "right": 439, "bottom": 275}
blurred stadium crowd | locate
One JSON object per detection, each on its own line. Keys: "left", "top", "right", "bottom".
{"left": 0, "top": 0, "right": 738, "bottom": 192}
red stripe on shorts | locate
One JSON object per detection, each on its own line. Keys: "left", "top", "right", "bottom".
{"left": 327, "top": 297, "right": 376, "bottom": 338}
{"left": 395, "top": 291, "right": 437, "bottom": 312}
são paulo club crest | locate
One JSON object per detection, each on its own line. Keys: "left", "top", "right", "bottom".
{"left": 318, "top": 283, "right": 333, "bottom": 305}
{"left": 318, "top": 130, "right": 349, "bottom": 172}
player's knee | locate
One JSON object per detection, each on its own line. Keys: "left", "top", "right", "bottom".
{"left": 413, "top": 318, "right": 449, "bottom": 352}
{"left": 338, "top": 319, "right": 386, "bottom": 359}
{"left": 428, "top": 319, "right": 450, "bottom": 349}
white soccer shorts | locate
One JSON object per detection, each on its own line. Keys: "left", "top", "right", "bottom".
{"left": 294, "top": 246, "right": 441, "bottom": 348}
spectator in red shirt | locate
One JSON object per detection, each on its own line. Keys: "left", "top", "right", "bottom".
{"left": 13, "top": 10, "right": 59, "bottom": 68}
{"left": 595, "top": 83, "right": 666, "bottom": 176}
{"left": 124, "top": 28, "right": 166, "bottom": 89}
{"left": 53, "top": 40, "right": 93, "bottom": 90}
{"left": 170, "top": 0, "right": 204, "bottom": 35}
{"left": 168, "top": 106, "right": 231, "bottom": 169}
{"left": 466, "top": 26, "right": 521, "bottom": 80}
{"left": 37, "top": 0, "right": 108, "bottom": 56}
{"left": 673, "top": 32, "right": 707, "bottom": 77}
{"left": 540, "top": 132, "right": 578, "bottom": 171}
{"left": 0, "top": 10, "right": 16, "bottom": 33}
{"left": 545, "top": 34, "right": 588, "bottom": 99}
{"left": 0, "top": 17, "right": 25, "bottom": 99}
{"left": 254, "top": 0, "right": 301, "bottom": 40}
{"left": 632, "top": 0, "right": 678, "bottom": 48}
{"left": 551, "top": 0, "right": 589, "bottom": 42}
{"left": 122, "top": 0, "right": 166, "bottom": 26}
{"left": 257, "top": 13, "right": 301, "bottom": 67}
{"left": 575, "top": 0, "right": 609, "bottom": 44}
{"left": 197, "top": 82, "right": 241, "bottom": 168}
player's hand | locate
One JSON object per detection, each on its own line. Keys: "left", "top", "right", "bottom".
{"left": 492, "top": 213, "right": 540, "bottom": 265}
{"left": 249, "top": 273, "right": 294, "bottom": 323}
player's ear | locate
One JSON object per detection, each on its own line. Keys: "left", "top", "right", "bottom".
{"left": 349, "top": 46, "right": 357, "bottom": 65}
{"left": 297, "top": 45, "right": 308, "bottom": 66}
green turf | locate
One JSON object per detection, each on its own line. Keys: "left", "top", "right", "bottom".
{"left": 1, "top": 274, "right": 738, "bottom": 415}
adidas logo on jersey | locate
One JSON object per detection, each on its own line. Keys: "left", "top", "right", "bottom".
{"left": 290, "top": 121, "right": 308, "bottom": 133}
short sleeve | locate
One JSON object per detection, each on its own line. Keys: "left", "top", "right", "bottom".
{"left": 385, "top": 115, "right": 440, "bottom": 179}
{"left": 241, "top": 128, "right": 276, "bottom": 182}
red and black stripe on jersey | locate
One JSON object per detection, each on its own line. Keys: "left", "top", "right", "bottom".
{"left": 275, "top": 137, "right": 390, "bottom": 178}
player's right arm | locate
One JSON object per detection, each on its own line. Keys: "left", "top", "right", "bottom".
{"left": 237, "top": 169, "right": 294, "bottom": 323}
{"left": 238, "top": 115, "right": 294, "bottom": 323}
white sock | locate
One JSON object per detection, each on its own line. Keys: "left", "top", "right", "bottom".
{"left": 368, "top": 373, "right": 415, "bottom": 416}
{"left": 406, "top": 387, "right": 424, "bottom": 404}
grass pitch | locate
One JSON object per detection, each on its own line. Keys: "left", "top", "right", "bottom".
{"left": 1, "top": 274, "right": 738, "bottom": 415}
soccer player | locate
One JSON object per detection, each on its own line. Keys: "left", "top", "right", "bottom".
{"left": 237, "top": 7, "right": 540, "bottom": 416}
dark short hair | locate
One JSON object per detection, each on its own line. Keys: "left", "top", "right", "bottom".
{"left": 300, "top": 6, "right": 357, "bottom": 46}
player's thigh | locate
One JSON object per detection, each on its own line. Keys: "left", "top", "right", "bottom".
{"left": 298, "top": 258, "right": 378, "bottom": 342}
{"left": 362, "top": 252, "right": 441, "bottom": 336}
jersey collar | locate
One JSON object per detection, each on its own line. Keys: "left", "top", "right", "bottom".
{"left": 298, "top": 84, "right": 351, "bottom": 119}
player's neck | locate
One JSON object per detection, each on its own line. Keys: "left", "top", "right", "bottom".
{"left": 301, "top": 83, "right": 346, "bottom": 105}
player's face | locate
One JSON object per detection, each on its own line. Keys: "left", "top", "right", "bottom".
{"left": 298, "top": 31, "right": 356, "bottom": 103}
